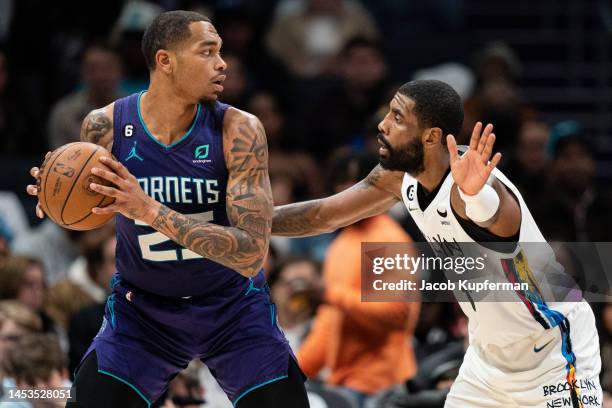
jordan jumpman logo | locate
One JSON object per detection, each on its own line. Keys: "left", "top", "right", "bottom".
{"left": 125, "top": 141, "right": 144, "bottom": 162}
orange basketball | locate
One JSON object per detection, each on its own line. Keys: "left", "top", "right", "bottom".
{"left": 37, "top": 142, "right": 116, "bottom": 230}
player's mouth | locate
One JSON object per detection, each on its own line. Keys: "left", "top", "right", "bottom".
{"left": 212, "top": 75, "right": 226, "bottom": 92}
{"left": 377, "top": 134, "right": 390, "bottom": 157}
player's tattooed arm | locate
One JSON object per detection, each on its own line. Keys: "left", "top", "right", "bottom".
{"left": 143, "top": 111, "right": 272, "bottom": 277}
{"left": 272, "top": 165, "right": 402, "bottom": 237}
{"left": 80, "top": 104, "right": 114, "bottom": 151}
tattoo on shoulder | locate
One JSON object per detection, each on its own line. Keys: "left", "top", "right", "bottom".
{"left": 226, "top": 118, "right": 271, "bottom": 202}
{"left": 229, "top": 119, "right": 268, "bottom": 172}
{"left": 81, "top": 110, "right": 112, "bottom": 146}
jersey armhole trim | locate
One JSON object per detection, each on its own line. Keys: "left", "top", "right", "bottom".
{"left": 111, "top": 100, "right": 123, "bottom": 159}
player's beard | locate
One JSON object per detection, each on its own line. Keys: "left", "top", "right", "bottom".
{"left": 377, "top": 133, "right": 425, "bottom": 176}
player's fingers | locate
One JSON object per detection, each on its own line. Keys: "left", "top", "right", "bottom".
{"left": 99, "top": 156, "right": 131, "bottom": 179}
{"left": 91, "top": 204, "right": 118, "bottom": 215}
{"left": 481, "top": 133, "right": 496, "bottom": 162}
{"left": 447, "top": 134, "right": 459, "bottom": 163}
{"left": 91, "top": 167, "right": 125, "bottom": 186}
{"left": 469, "top": 122, "right": 482, "bottom": 150}
{"left": 90, "top": 183, "right": 120, "bottom": 198}
{"left": 36, "top": 203, "right": 45, "bottom": 219}
{"left": 30, "top": 167, "right": 40, "bottom": 178}
{"left": 26, "top": 185, "right": 38, "bottom": 196}
{"left": 477, "top": 123, "right": 494, "bottom": 154}
{"left": 487, "top": 152, "right": 502, "bottom": 172}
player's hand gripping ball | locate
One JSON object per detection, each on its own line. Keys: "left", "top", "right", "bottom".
{"left": 33, "top": 142, "right": 116, "bottom": 230}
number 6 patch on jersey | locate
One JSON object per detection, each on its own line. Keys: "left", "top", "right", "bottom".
{"left": 123, "top": 124, "right": 134, "bottom": 137}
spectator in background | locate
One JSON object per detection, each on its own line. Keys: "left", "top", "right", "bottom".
{"left": 533, "top": 123, "right": 612, "bottom": 241}
{"left": 109, "top": 0, "right": 162, "bottom": 93}
{"left": 0, "top": 334, "right": 68, "bottom": 408}
{"left": 473, "top": 41, "right": 522, "bottom": 86}
{"left": 46, "top": 225, "right": 115, "bottom": 331}
{"left": 0, "top": 216, "right": 12, "bottom": 261}
{"left": 298, "top": 37, "right": 389, "bottom": 157}
{"left": 500, "top": 119, "right": 550, "bottom": 206}
{"left": 461, "top": 42, "right": 536, "bottom": 152}
{"left": 47, "top": 43, "right": 123, "bottom": 149}
{"left": 297, "top": 151, "right": 420, "bottom": 407}
{"left": 215, "top": 9, "right": 290, "bottom": 97}
{"left": 0, "top": 301, "right": 42, "bottom": 406}
{"left": 0, "top": 257, "right": 55, "bottom": 334}
{"left": 266, "top": 0, "right": 379, "bottom": 78}
{"left": 0, "top": 50, "right": 44, "bottom": 155}
{"left": 268, "top": 257, "right": 322, "bottom": 352}
{"left": 0, "top": 301, "right": 41, "bottom": 362}
{"left": 413, "top": 303, "right": 466, "bottom": 362}
{"left": 248, "top": 92, "right": 323, "bottom": 199}
{"left": 11, "top": 220, "right": 109, "bottom": 285}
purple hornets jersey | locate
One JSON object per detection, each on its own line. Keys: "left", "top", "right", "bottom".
{"left": 111, "top": 92, "right": 248, "bottom": 297}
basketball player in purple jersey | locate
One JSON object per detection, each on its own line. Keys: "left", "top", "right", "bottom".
{"left": 27, "top": 10, "right": 308, "bottom": 408}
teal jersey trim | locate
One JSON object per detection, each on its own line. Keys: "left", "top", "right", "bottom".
{"left": 233, "top": 375, "right": 288, "bottom": 407}
{"left": 98, "top": 369, "right": 151, "bottom": 407}
{"left": 137, "top": 91, "right": 201, "bottom": 149}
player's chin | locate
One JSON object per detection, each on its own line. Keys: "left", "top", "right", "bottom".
{"left": 199, "top": 91, "right": 219, "bottom": 106}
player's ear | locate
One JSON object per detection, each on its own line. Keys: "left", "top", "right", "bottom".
{"left": 155, "top": 49, "right": 173, "bottom": 74}
{"left": 422, "top": 127, "right": 443, "bottom": 147}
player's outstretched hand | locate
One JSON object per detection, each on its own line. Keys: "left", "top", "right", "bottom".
{"left": 25, "top": 152, "right": 51, "bottom": 219}
{"left": 446, "top": 122, "right": 502, "bottom": 196}
{"left": 89, "top": 156, "right": 157, "bottom": 221}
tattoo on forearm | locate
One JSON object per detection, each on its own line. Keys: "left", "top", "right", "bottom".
{"left": 151, "top": 205, "right": 264, "bottom": 274}
{"left": 81, "top": 110, "right": 112, "bottom": 146}
{"left": 272, "top": 200, "right": 326, "bottom": 236}
{"left": 149, "top": 116, "right": 272, "bottom": 277}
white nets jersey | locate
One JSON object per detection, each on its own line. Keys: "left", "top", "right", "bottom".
{"left": 400, "top": 166, "right": 583, "bottom": 348}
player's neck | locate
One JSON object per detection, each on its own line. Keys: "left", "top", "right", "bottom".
{"left": 139, "top": 86, "right": 199, "bottom": 145}
{"left": 417, "top": 152, "right": 450, "bottom": 193}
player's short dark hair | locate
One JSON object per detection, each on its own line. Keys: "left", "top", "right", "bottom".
{"left": 141, "top": 10, "right": 211, "bottom": 71}
{"left": 398, "top": 80, "right": 464, "bottom": 139}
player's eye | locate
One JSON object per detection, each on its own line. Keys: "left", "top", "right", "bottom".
{"left": 202, "top": 49, "right": 212, "bottom": 57}
{"left": 395, "top": 114, "right": 401, "bottom": 123}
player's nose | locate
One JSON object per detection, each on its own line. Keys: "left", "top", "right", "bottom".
{"left": 378, "top": 117, "right": 388, "bottom": 135}
{"left": 216, "top": 54, "right": 227, "bottom": 72}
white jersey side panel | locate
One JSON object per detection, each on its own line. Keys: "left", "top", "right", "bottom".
{"left": 400, "top": 168, "right": 579, "bottom": 347}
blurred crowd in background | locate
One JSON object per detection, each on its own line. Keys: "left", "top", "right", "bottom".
{"left": 0, "top": 0, "right": 611, "bottom": 407}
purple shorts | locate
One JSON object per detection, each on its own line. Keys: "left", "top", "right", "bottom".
{"left": 79, "top": 272, "right": 295, "bottom": 406}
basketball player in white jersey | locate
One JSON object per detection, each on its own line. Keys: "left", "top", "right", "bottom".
{"left": 272, "top": 80, "right": 602, "bottom": 407}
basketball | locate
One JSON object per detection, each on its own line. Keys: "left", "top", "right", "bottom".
{"left": 37, "top": 142, "right": 115, "bottom": 230}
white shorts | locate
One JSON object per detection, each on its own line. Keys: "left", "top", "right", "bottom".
{"left": 445, "top": 301, "right": 603, "bottom": 408}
